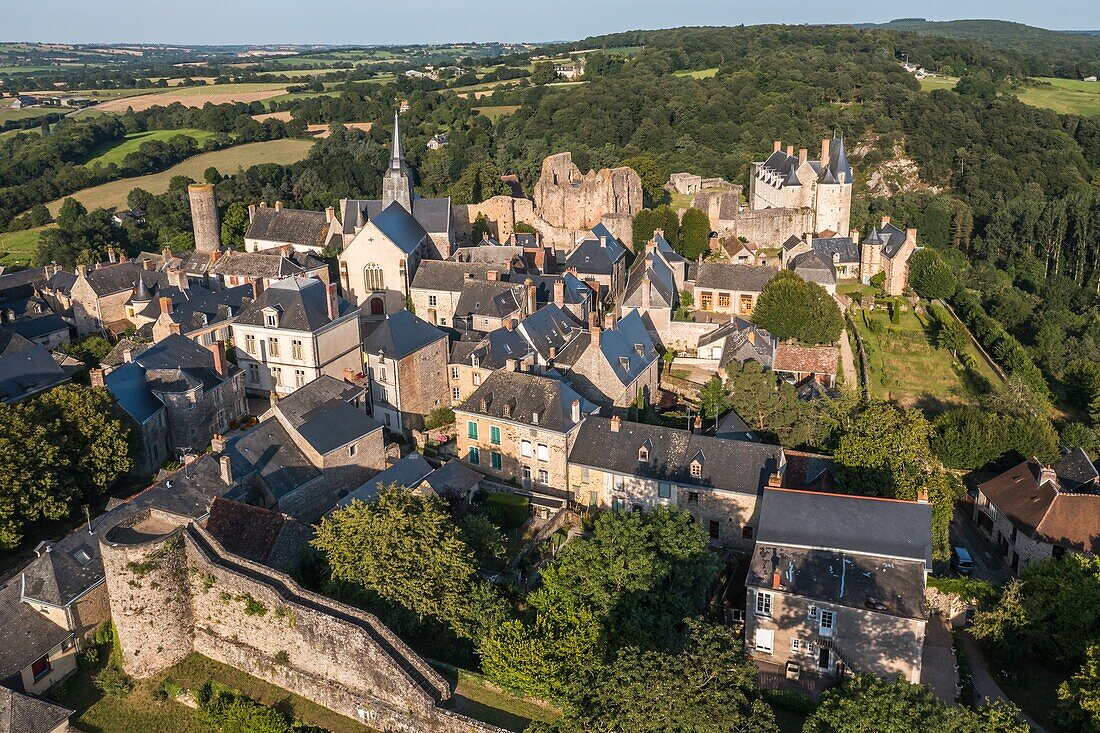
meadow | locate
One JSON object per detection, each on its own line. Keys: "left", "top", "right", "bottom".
{"left": 1016, "top": 77, "right": 1100, "bottom": 116}
{"left": 82, "top": 129, "right": 219, "bottom": 167}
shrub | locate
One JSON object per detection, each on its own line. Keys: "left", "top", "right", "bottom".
{"left": 927, "top": 576, "right": 999, "bottom": 604}
{"left": 94, "top": 665, "right": 134, "bottom": 698}
{"left": 92, "top": 622, "right": 114, "bottom": 647}
{"left": 273, "top": 650, "right": 290, "bottom": 665}
{"left": 485, "top": 492, "right": 529, "bottom": 528}
{"left": 763, "top": 688, "right": 816, "bottom": 714}
{"left": 424, "top": 407, "right": 455, "bottom": 431}
{"left": 78, "top": 647, "right": 99, "bottom": 669}
{"left": 237, "top": 593, "right": 268, "bottom": 616}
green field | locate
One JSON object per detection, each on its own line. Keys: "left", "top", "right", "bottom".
{"left": 674, "top": 67, "right": 719, "bottom": 79}
{"left": 1017, "top": 77, "right": 1100, "bottom": 116}
{"left": 0, "top": 106, "right": 59, "bottom": 122}
{"left": 0, "top": 227, "right": 47, "bottom": 266}
{"left": 852, "top": 304, "right": 999, "bottom": 411}
{"left": 918, "top": 75, "right": 960, "bottom": 92}
{"left": 45, "top": 138, "right": 314, "bottom": 214}
{"left": 474, "top": 105, "right": 521, "bottom": 122}
{"left": 83, "top": 129, "right": 219, "bottom": 167}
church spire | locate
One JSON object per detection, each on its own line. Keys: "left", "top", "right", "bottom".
{"left": 390, "top": 110, "right": 405, "bottom": 172}
{"left": 382, "top": 109, "right": 413, "bottom": 213}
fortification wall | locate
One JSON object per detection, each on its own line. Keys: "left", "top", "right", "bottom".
{"left": 454, "top": 196, "right": 536, "bottom": 245}
{"left": 533, "top": 153, "right": 642, "bottom": 231}
{"left": 188, "top": 183, "right": 221, "bottom": 252}
{"left": 656, "top": 320, "right": 721, "bottom": 354}
{"left": 730, "top": 208, "right": 814, "bottom": 247}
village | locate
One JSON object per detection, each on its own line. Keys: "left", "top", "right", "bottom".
{"left": 0, "top": 109, "right": 1091, "bottom": 733}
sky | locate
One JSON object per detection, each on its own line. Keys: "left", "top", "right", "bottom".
{"left": 1, "top": 0, "right": 1098, "bottom": 45}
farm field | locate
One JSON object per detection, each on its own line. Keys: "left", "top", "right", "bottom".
{"left": 919, "top": 75, "right": 960, "bottom": 91}
{"left": 1016, "top": 76, "right": 1100, "bottom": 116}
{"left": 44, "top": 138, "right": 314, "bottom": 214}
{"left": 0, "top": 227, "right": 47, "bottom": 266}
{"left": 0, "top": 106, "right": 59, "bottom": 123}
{"left": 852, "top": 304, "right": 999, "bottom": 411}
{"left": 83, "top": 128, "right": 219, "bottom": 167}
{"left": 674, "top": 67, "right": 719, "bottom": 78}
{"left": 474, "top": 105, "right": 521, "bottom": 122}
{"left": 88, "top": 82, "right": 289, "bottom": 112}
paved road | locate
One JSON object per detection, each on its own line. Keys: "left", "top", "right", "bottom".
{"left": 838, "top": 328, "right": 858, "bottom": 390}
{"left": 950, "top": 505, "right": 1010, "bottom": 585}
{"left": 921, "top": 612, "right": 959, "bottom": 703}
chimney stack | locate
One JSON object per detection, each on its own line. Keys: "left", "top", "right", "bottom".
{"left": 248, "top": 204, "right": 256, "bottom": 222}
{"left": 589, "top": 311, "right": 601, "bottom": 347}
{"left": 159, "top": 296, "right": 173, "bottom": 315}
{"left": 326, "top": 282, "right": 339, "bottom": 321}
{"left": 773, "top": 140, "right": 782, "bottom": 153}
{"left": 219, "top": 454, "right": 234, "bottom": 485}
{"left": 274, "top": 200, "right": 283, "bottom": 212}
{"left": 603, "top": 312, "right": 616, "bottom": 330}
{"left": 525, "top": 278, "right": 536, "bottom": 315}
{"left": 821, "top": 137, "right": 831, "bottom": 165}
{"left": 89, "top": 368, "right": 105, "bottom": 388}
{"left": 610, "top": 415, "right": 621, "bottom": 432}
{"left": 487, "top": 270, "right": 499, "bottom": 281}
{"left": 768, "top": 471, "right": 782, "bottom": 488}
{"left": 917, "top": 488, "right": 930, "bottom": 504}
{"left": 503, "top": 317, "right": 514, "bottom": 331}
{"left": 208, "top": 341, "right": 228, "bottom": 378}
{"left": 161, "top": 247, "right": 172, "bottom": 263}
{"left": 798, "top": 148, "right": 808, "bottom": 166}
{"left": 772, "top": 571, "right": 782, "bottom": 590}
{"left": 709, "top": 233, "right": 720, "bottom": 253}
{"left": 906, "top": 228, "right": 918, "bottom": 246}
{"left": 251, "top": 279, "right": 262, "bottom": 301}
{"left": 694, "top": 414, "right": 702, "bottom": 432}
{"left": 553, "top": 279, "right": 565, "bottom": 307}
{"left": 107, "top": 246, "right": 117, "bottom": 264}
{"left": 785, "top": 145, "right": 794, "bottom": 157}
{"left": 122, "top": 346, "right": 133, "bottom": 363}
{"left": 168, "top": 322, "right": 182, "bottom": 336}
{"left": 548, "top": 346, "right": 557, "bottom": 360}
{"left": 76, "top": 264, "right": 87, "bottom": 277}
{"left": 571, "top": 399, "right": 581, "bottom": 424}
{"left": 211, "top": 433, "right": 227, "bottom": 454}
{"left": 325, "top": 206, "right": 334, "bottom": 224}
{"left": 641, "top": 275, "right": 651, "bottom": 309}
{"left": 881, "top": 215, "right": 891, "bottom": 227}
{"left": 143, "top": 258, "right": 155, "bottom": 271}
{"left": 505, "top": 358, "right": 518, "bottom": 372}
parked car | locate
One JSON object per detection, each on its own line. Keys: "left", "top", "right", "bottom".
{"left": 951, "top": 546, "right": 974, "bottom": 576}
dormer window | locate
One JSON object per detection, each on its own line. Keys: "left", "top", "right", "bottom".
{"left": 638, "top": 446, "right": 649, "bottom": 463}
{"left": 619, "top": 356, "right": 630, "bottom": 369}
{"left": 531, "top": 410, "right": 540, "bottom": 426}
{"left": 263, "top": 307, "right": 280, "bottom": 328}
{"left": 690, "top": 461, "right": 702, "bottom": 478}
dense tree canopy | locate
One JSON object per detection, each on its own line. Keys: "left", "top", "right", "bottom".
{"left": 752, "top": 271, "right": 843, "bottom": 345}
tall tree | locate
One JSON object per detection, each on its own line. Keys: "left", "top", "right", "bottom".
{"left": 752, "top": 271, "right": 843, "bottom": 345}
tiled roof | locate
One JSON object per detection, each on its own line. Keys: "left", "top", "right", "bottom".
{"left": 862, "top": 223, "right": 910, "bottom": 259}
{"left": 789, "top": 251, "right": 837, "bottom": 286}
{"left": 370, "top": 201, "right": 429, "bottom": 254}
{"left": 410, "top": 261, "right": 491, "bottom": 292}
{"left": 234, "top": 276, "right": 355, "bottom": 331}
{"left": 0, "top": 685, "right": 72, "bottom": 733}
{"left": 564, "top": 230, "right": 627, "bottom": 275}
{"left": 204, "top": 497, "right": 300, "bottom": 566}
{"left": 459, "top": 370, "right": 591, "bottom": 433}
{"left": 211, "top": 250, "right": 306, "bottom": 279}
{"left": 246, "top": 207, "right": 330, "bottom": 250}
{"left": 224, "top": 420, "right": 320, "bottom": 501}
{"left": 454, "top": 281, "right": 523, "bottom": 320}
{"left": 516, "top": 304, "right": 583, "bottom": 363}
{"left": 695, "top": 263, "right": 778, "bottom": 292}
{"left": 0, "top": 579, "right": 72, "bottom": 689}
{"left": 335, "top": 453, "right": 434, "bottom": 509}
{"left": 0, "top": 335, "right": 70, "bottom": 403}
{"left": 773, "top": 345, "right": 838, "bottom": 375}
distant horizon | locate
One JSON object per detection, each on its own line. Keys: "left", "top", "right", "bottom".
{"left": 1, "top": 1, "right": 1098, "bottom": 47}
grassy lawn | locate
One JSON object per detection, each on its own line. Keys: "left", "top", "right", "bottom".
{"left": 44, "top": 139, "right": 314, "bottom": 215}
{"left": 919, "top": 75, "right": 960, "bottom": 92}
{"left": 1017, "top": 77, "right": 1100, "bottom": 116}
{"left": 0, "top": 106, "right": 59, "bottom": 123}
{"left": 474, "top": 105, "right": 521, "bottom": 122}
{"left": 0, "top": 226, "right": 48, "bottom": 266}
{"left": 432, "top": 662, "right": 559, "bottom": 732}
{"left": 852, "top": 304, "right": 995, "bottom": 411}
{"left": 674, "top": 67, "right": 719, "bottom": 79}
{"left": 82, "top": 129, "right": 219, "bottom": 167}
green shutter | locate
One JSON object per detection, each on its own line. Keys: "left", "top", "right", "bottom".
{"left": 467, "top": 421, "right": 478, "bottom": 439}
{"left": 490, "top": 426, "right": 501, "bottom": 445}
{"left": 491, "top": 451, "right": 502, "bottom": 469}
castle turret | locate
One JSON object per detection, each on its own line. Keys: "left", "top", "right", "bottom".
{"left": 381, "top": 111, "right": 413, "bottom": 214}
{"left": 188, "top": 183, "right": 221, "bottom": 252}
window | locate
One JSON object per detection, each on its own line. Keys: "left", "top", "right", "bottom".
{"left": 808, "top": 606, "right": 818, "bottom": 620}
{"left": 378, "top": 366, "right": 388, "bottom": 383}
{"left": 468, "top": 446, "right": 480, "bottom": 465}
{"left": 690, "top": 461, "right": 702, "bottom": 478}
{"left": 523, "top": 466, "right": 532, "bottom": 481}
{"left": 467, "top": 421, "right": 478, "bottom": 439}
{"left": 708, "top": 520, "right": 720, "bottom": 539}
{"left": 294, "top": 369, "right": 305, "bottom": 388}
{"left": 472, "top": 372, "right": 481, "bottom": 386}
{"left": 521, "top": 439, "right": 532, "bottom": 457}
{"left": 364, "top": 264, "right": 385, "bottom": 290}
{"left": 268, "top": 338, "right": 279, "bottom": 357}
{"left": 451, "top": 366, "right": 459, "bottom": 380}
{"left": 266, "top": 312, "right": 278, "bottom": 327}
{"left": 538, "top": 469, "right": 548, "bottom": 484}
{"left": 536, "top": 443, "right": 549, "bottom": 461}
{"left": 291, "top": 340, "right": 303, "bottom": 360}
{"left": 581, "top": 466, "right": 590, "bottom": 481}
{"left": 429, "top": 295, "right": 438, "bottom": 307}
{"left": 686, "top": 491, "right": 699, "bottom": 503}
{"left": 31, "top": 654, "right": 51, "bottom": 681}
{"left": 755, "top": 591, "right": 772, "bottom": 617}
{"left": 490, "top": 426, "right": 501, "bottom": 445}
{"left": 819, "top": 609, "right": 835, "bottom": 633}
{"left": 754, "top": 628, "right": 774, "bottom": 654}
{"left": 613, "top": 474, "right": 625, "bottom": 491}
{"left": 588, "top": 491, "right": 598, "bottom": 506}
{"left": 271, "top": 366, "right": 282, "bottom": 386}
{"left": 348, "top": 444, "right": 357, "bottom": 457}
{"left": 491, "top": 451, "right": 502, "bottom": 470}
{"left": 742, "top": 525, "right": 754, "bottom": 540}
{"left": 248, "top": 363, "right": 260, "bottom": 383}
{"left": 452, "top": 387, "right": 461, "bottom": 401}
{"left": 658, "top": 482, "right": 671, "bottom": 499}
{"left": 791, "top": 638, "right": 802, "bottom": 654}
{"left": 376, "top": 385, "right": 388, "bottom": 403}
{"left": 717, "top": 292, "right": 731, "bottom": 309}
{"left": 638, "top": 446, "right": 649, "bottom": 462}
{"left": 245, "top": 334, "right": 256, "bottom": 354}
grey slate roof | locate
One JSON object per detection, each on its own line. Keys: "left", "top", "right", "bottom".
{"left": 8, "top": 314, "right": 68, "bottom": 341}
{"left": 460, "top": 370, "right": 592, "bottom": 433}
{"left": 755, "top": 487, "right": 932, "bottom": 566}
{"left": 0, "top": 579, "right": 72, "bottom": 688}
{"left": 411, "top": 261, "right": 491, "bottom": 292}
{"left": 517, "top": 273, "right": 592, "bottom": 307}
{"left": 0, "top": 333, "right": 70, "bottom": 403}
{"left": 862, "top": 223, "right": 909, "bottom": 259}
{"left": 362, "top": 309, "right": 446, "bottom": 360}
{"left": 335, "top": 452, "right": 434, "bottom": 509}
{"left": 423, "top": 459, "right": 483, "bottom": 496}
{"left": 234, "top": 276, "right": 355, "bottom": 331}
{"left": 0, "top": 267, "right": 47, "bottom": 298}
{"left": 44, "top": 270, "right": 76, "bottom": 296}
{"left": 622, "top": 251, "right": 676, "bottom": 309}
{"left": 585, "top": 310, "right": 658, "bottom": 388}
{"left": 1051, "top": 448, "right": 1100, "bottom": 491}
{"left": 82, "top": 262, "right": 161, "bottom": 297}
{"left": 695, "top": 263, "right": 778, "bottom": 292}
{"left": 246, "top": 207, "right": 330, "bottom": 250}
{"left": 450, "top": 326, "right": 533, "bottom": 370}
{"left": 275, "top": 378, "right": 381, "bottom": 456}
{"left": 454, "top": 281, "right": 522, "bottom": 320}
{"left": 211, "top": 250, "right": 307, "bottom": 279}
{"left": 789, "top": 251, "right": 837, "bottom": 286}
{"left": 516, "top": 304, "right": 583, "bottom": 362}
{"left": 224, "top": 420, "right": 321, "bottom": 501}
{"left": 133, "top": 283, "right": 251, "bottom": 333}
{"left": 569, "top": 417, "right": 784, "bottom": 495}
{"left": 0, "top": 685, "right": 72, "bottom": 732}
{"left": 811, "top": 236, "right": 859, "bottom": 264}
{"left": 19, "top": 510, "right": 113, "bottom": 608}
{"left": 564, "top": 228, "right": 627, "bottom": 276}
{"left": 368, "top": 202, "right": 428, "bottom": 255}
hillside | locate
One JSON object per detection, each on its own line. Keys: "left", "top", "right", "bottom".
{"left": 858, "top": 18, "right": 1100, "bottom": 78}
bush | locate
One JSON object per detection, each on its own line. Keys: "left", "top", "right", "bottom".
{"left": 273, "top": 650, "right": 290, "bottom": 665}
{"left": 424, "top": 407, "right": 455, "bottom": 431}
{"left": 94, "top": 664, "right": 134, "bottom": 698}
{"left": 927, "top": 576, "right": 999, "bottom": 604}
{"left": 78, "top": 647, "right": 99, "bottom": 669}
{"left": 485, "top": 492, "right": 529, "bottom": 528}
{"left": 763, "top": 688, "right": 817, "bottom": 715}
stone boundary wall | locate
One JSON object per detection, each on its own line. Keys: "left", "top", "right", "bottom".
{"left": 655, "top": 320, "right": 721, "bottom": 354}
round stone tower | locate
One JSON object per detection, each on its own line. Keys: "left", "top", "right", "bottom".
{"left": 100, "top": 509, "right": 194, "bottom": 678}
{"left": 188, "top": 183, "right": 221, "bottom": 252}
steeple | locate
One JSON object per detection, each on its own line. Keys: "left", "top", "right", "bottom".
{"left": 133, "top": 275, "right": 152, "bottom": 304}
{"left": 382, "top": 110, "right": 413, "bottom": 213}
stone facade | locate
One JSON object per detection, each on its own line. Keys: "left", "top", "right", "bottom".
{"left": 188, "top": 183, "right": 221, "bottom": 252}
{"left": 455, "top": 411, "right": 573, "bottom": 491}
{"left": 533, "top": 153, "right": 642, "bottom": 233}
{"left": 973, "top": 494, "right": 1053, "bottom": 574}
{"left": 364, "top": 336, "right": 449, "bottom": 434}
{"left": 454, "top": 195, "right": 538, "bottom": 245}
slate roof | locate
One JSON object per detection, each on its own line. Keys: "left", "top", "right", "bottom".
{"left": 246, "top": 207, "right": 330, "bottom": 250}
{"left": 862, "top": 223, "right": 910, "bottom": 259}
{"left": 81, "top": 262, "right": 161, "bottom": 297}
{"left": 361, "top": 309, "right": 446, "bottom": 360}
{"left": 275, "top": 382, "right": 381, "bottom": 456}
{"left": 7, "top": 314, "right": 68, "bottom": 341}
{"left": 224, "top": 420, "right": 321, "bottom": 501}
{"left": 773, "top": 345, "right": 838, "bottom": 376}
{"left": 516, "top": 304, "right": 583, "bottom": 363}
{"left": 0, "top": 685, "right": 72, "bottom": 733}
{"left": 580, "top": 310, "right": 659, "bottom": 389}
{"left": 0, "top": 267, "right": 47, "bottom": 298}
{"left": 410, "top": 261, "right": 490, "bottom": 292}
{"left": 713, "top": 408, "right": 757, "bottom": 442}
{"left": 133, "top": 283, "right": 251, "bottom": 333}
{"left": 1050, "top": 448, "right": 1099, "bottom": 491}
{"left": 19, "top": 511, "right": 112, "bottom": 608}
{"left": 513, "top": 273, "right": 592, "bottom": 308}
{"left": 564, "top": 229, "right": 628, "bottom": 276}
{"left": 811, "top": 236, "right": 860, "bottom": 264}
{"left": 342, "top": 196, "right": 452, "bottom": 237}
{"left": 334, "top": 453, "right": 434, "bottom": 509}
{"left": 0, "top": 334, "right": 70, "bottom": 403}
{"left": 234, "top": 276, "right": 355, "bottom": 331}
{"left": 695, "top": 263, "right": 778, "bottom": 292}
{"left": 0, "top": 579, "right": 72, "bottom": 688}
{"left": 369, "top": 201, "right": 429, "bottom": 254}
{"left": 697, "top": 318, "right": 776, "bottom": 370}
{"left": 789, "top": 251, "right": 837, "bottom": 287}
{"left": 454, "top": 281, "right": 522, "bottom": 320}
{"left": 622, "top": 250, "right": 676, "bottom": 309}
{"left": 423, "top": 459, "right": 483, "bottom": 496}
{"left": 211, "top": 250, "right": 307, "bottom": 279}
{"left": 460, "top": 370, "right": 591, "bottom": 433}
{"left": 570, "top": 417, "right": 784, "bottom": 494}
{"left": 450, "top": 326, "right": 533, "bottom": 371}
{"left": 44, "top": 270, "right": 76, "bottom": 296}
{"left": 756, "top": 488, "right": 933, "bottom": 565}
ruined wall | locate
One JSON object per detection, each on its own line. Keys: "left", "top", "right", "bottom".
{"left": 533, "top": 153, "right": 642, "bottom": 232}
{"left": 397, "top": 337, "right": 450, "bottom": 428}
{"left": 655, "top": 320, "right": 721, "bottom": 354}
{"left": 730, "top": 208, "right": 814, "bottom": 248}
{"left": 454, "top": 196, "right": 536, "bottom": 244}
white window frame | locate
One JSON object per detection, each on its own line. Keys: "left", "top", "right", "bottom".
{"left": 755, "top": 591, "right": 772, "bottom": 617}
{"left": 819, "top": 609, "right": 835, "bottom": 637}
{"left": 754, "top": 628, "right": 774, "bottom": 654}
{"left": 790, "top": 638, "right": 802, "bottom": 654}
{"left": 536, "top": 443, "right": 549, "bottom": 461}
{"left": 451, "top": 366, "right": 459, "bottom": 380}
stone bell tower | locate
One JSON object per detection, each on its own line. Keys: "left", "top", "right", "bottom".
{"left": 381, "top": 110, "right": 413, "bottom": 213}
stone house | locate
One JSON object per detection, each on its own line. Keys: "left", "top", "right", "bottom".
{"left": 745, "top": 488, "right": 930, "bottom": 684}
{"left": 788, "top": 251, "right": 837, "bottom": 294}
{"left": 0, "top": 330, "right": 71, "bottom": 404}
{"left": 96, "top": 335, "right": 246, "bottom": 473}
{"left": 409, "top": 260, "right": 492, "bottom": 327}
{"left": 455, "top": 368, "right": 593, "bottom": 491}
{"left": 620, "top": 233, "right": 685, "bottom": 334}
{"left": 361, "top": 309, "right": 449, "bottom": 434}
{"left": 773, "top": 345, "right": 839, "bottom": 389}
{"left": 782, "top": 234, "right": 861, "bottom": 283}
{"left": 244, "top": 201, "right": 339, "bottom": 255}
{"left": 695, "top": 317, "right": 776, "bottom": 371}
{"left": 452, "top": 278, "right": 526, "bottom": 333}
{"left": 692, "top": 263, "right": 778, "bottom": 316}
{"left": 211, "top": 248, "right": 329, "bottom": 290}
{"left": 231, "top": 276, "right": 361, "bottom": 398}
{"left": 562, "top": 224, "right": 629, "bottom": 300}
{"left": 974, "top": 450, "right": 1100, "bottom": 574}
{"left": 860, "top": 218, "right": 918, "bottom": 296}
{"left": 68, "top": 260, "right": 164, "bottom": 337}
{"left": 562, "top": 310, "right": 660, "bottom": 409}
{"left": 447, "top": 321, "right": 533, "bottom": 406}
{"left": 568, "top": 416, "right": 786, "bottom": 548}
{"left": 221, "top": 375, "right": 388, "bottom": 522}
{"left": 126, "top": 275, "right": 251, "bottom": 345}
{"left": 748, "top": 136, "right": 853, "bottom": 237}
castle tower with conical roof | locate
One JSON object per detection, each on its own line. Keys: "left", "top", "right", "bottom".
{"left": 381, "top": 111, "right": 413, "bottom": 213}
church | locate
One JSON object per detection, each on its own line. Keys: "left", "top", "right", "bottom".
{"left": 337, "top": 113, "right": 454, "bottom": 317}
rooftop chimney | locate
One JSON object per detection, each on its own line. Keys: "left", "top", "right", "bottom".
{"left": 917, "top": 488, "right": 930, "bottom": 504}
{"left": 798, "top": 148, "right": 808, "bottom": 166}
{"left": 548, "top": 346, "right": 557, "bottom": 360}
{"left": 210, "top": 433, "right": 227, "bottom": 454}
{"left": 76, "top": 264, "right": 87, "bottom": 277}
{"left": 122, "top": 346, "right": 133, "bottom": 363}
{"left": 208, "top": 341, "right": 228, "bottom": 378}
{"left": 143, "top": 258, "right": 155, "bottom": 271}
{"left": 325, "top": 206, "right": 335, "bottom": 224}
{"left": 525, "top": 278, "right": 536, "bottom": 315}
{"left": 589, "top": 311, "right": 601, "bottom": 347}
{"left": 600, "top": 235, "right": 608, "bottom": 249}
{"left": 640, "top": 275, "right": 651, "bottom": 309}
{"left": 821, "top": 137, "right": 831, "bottom": 165}
{"left": 553, "top": 279, "right": 565, "bottom": 307}
{"left": 248, "top": 204, "right": 257, "bottom": 222}
{"left": 610, "top": 415, "right": 621, "bottom": 432}
{"left": 107, "top": 246, "right": 117, "bottom": 264}
{"left": 1039, "top": 465, "right": 1058, "bottom": 487}
{"left": 161, "top": 247, "right": 172, "bottom": 263}
{"left": 768, "top": 471, "right": 782, "bottom": 488}
{"left": 251, "top": 279, "right": 263, "bottom": 301}
{"left": 503, "top": 317, "right": 514, "bottom": 331}
{"left": 219, "top": 454, "right": 234, "bottom": 485}
{"left": 786, "top": 145, "right": 794, "bottom": 157}
{"left": 773, "top": 140, "right": 782, "bottom": 153}
{"left": 506, "top": 358, "right": 518, "bottom": 372}
{"left": 168, "top": 322, "right": 182, "bottom": 335}
{"left": 694, "top": 414, "right": 702, "bottom": 432}
{"left": 274, "top": 200, "right": 283, "bottom": 212}
{"left": 326, "top": 282, "right": 339, "bottom": 321}
{"left": 89, "top": 368, "right": 105, "bottom": 388}
{"left": 603, "top": 312, "right": 616, "bottom": 330}
{"left": 487, "top": 270, "right": 499, "bottom": 281}
{"left": 905, "top": 228, "right": 918, "bottom": 247}
{"left": 881, "top": 215, "right": 891, "bottom": 227}
{"left": 772, "top": 571, "right": 782, "bottom": 590}
{"left": 571, "top": 398, "right": 581, "bottom": 424}
{"left": 159, "top": 296, "right": 173, "bottom": 315}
